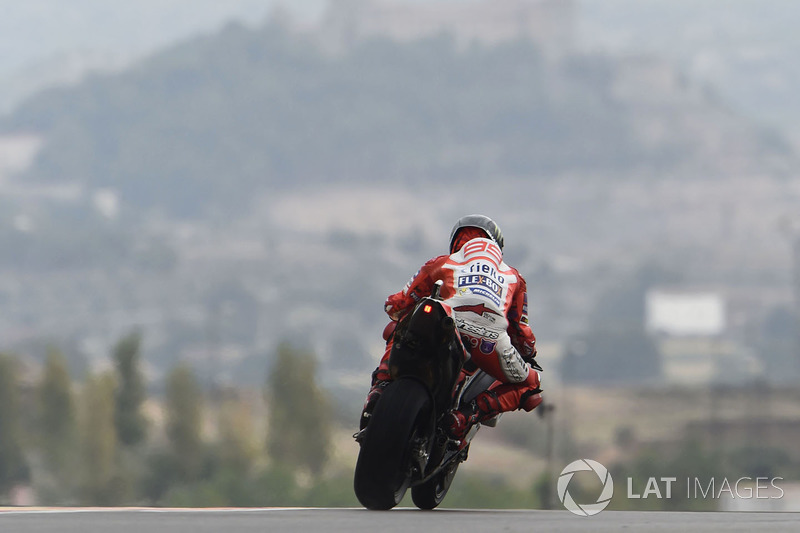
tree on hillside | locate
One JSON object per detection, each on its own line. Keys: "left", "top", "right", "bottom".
{"left": 216, "top": 393, "right": 259, "bottom": 476}
{"left": 113, "top": 331, "right": 148, "bottom": 447}
{"left": 0, "top": 353, "right": 29, "bottom": 498}
{"left": 165, "top": 363, "right": 205, "bottom": 482}
{"left": 79, "top": 372, "right": 122, "bottom": 505}
{"left": 36, "top": 347, "right": 77, "bottom": 501}
{"left": 264, "top": 343, "right": 331, "bottom": 476}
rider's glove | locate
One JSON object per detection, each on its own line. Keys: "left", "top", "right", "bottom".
{"left": 522, "top": 345, "right": 542, "bottom": 371}
{"left": 384, "top": 292, "right": 412, "bottom": 321}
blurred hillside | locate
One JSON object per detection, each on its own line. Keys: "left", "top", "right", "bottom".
{"left": 0, "top": 1, "right": 798, "bottom": 400}
{"left": 7, "top": 15, "right": 789, "bottom": 216}
{"left": 5, "top": 0, "right": 800, "bottom": 144}
{"left": 579, "top": 0, "right": 800, "bottom": 146}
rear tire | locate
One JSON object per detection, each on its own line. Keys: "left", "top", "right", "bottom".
{"left": 354, "top": 379, "right": 431, "bottom": 510}
{"left": 411, "top": 459, "right": 459, "bottom": 510}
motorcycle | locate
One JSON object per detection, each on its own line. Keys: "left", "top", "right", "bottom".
{"left": 353, "top": 281, "right": 501, "bottom": 510}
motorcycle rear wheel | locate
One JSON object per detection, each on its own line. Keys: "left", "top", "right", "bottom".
{"left": 411, "top": 458, "right": 460, "bottom": 510}
{"left": 354, "top": 378, "right": 431, "bottom": 510}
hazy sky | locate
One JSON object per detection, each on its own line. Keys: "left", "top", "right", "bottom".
{"left": 0, "top": 0, "right": 325, "bottom": 76}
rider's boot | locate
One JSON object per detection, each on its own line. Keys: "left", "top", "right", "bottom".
{"left": 447, "top": 390, "right": 502, "bottom": 441}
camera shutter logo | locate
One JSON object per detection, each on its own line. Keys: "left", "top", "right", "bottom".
{"left": 557, "top": 459, "right": 614, "bottom": 516}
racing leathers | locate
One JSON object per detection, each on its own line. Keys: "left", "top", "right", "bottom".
{"left": 364, "top": 237, "right": 542, "bottom": 434}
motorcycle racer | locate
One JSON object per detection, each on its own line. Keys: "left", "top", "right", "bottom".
{"left": 361, "top": 214, "right": 543, "bottom": 442}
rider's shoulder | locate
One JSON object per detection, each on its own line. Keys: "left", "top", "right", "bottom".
{"left": 416, "top": 254, "right": 451, "bottom": 272}
{"left": 423, "top": 254, "right": 450, "bottom": 266}
{"left": 507, "top": 264, "right": 529, "bottom": 286}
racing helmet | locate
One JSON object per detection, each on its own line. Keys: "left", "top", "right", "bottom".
{"left": 449, "top": 214, "right": 504, "bottom": 253}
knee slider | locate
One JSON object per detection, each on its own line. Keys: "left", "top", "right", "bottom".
{"left": 519, "top": 369, "right": 542, "bottom": 412}
{"left": 519, "top": 389, "right": 543, "bottom": 412}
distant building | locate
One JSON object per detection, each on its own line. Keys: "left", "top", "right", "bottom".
{"left": 0, "top": 134, "right": 42, "bottom": 181}
{"left": 646, "top": 290, "right": 726, "bottom": 337}
{"left": 646, "top": 289, "right": 761, "bottom": 384}
{"left": 319, "top": 0, "right": 576, "bottom": 56}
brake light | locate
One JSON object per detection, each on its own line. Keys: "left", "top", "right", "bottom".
{"left": 423, "top": 304, "right": 433, "bottom": 314}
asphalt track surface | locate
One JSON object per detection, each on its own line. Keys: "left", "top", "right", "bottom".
{"left": 1, "top": 508, "right": 799, "bottom": 533}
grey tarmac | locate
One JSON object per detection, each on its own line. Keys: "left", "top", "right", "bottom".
{"left": 0, "top": 508, "right": 798, "bottom": 533}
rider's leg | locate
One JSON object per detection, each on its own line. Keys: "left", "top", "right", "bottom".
{"left": 448, "top": 367, "right": 542, "bottom": 438}
{"left": 448, "top": 334, "right": 542, "bottom": 438}
{"left": 487, "top": 367, "right": 543, "bottom": 412}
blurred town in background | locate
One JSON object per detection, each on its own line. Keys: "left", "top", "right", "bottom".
{"left": 1, "top": 0, "right": 799, "bottom": 510}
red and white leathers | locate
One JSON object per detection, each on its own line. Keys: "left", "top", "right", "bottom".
{"left": 372, "top": 236, "right": 542, "bottom": 416}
